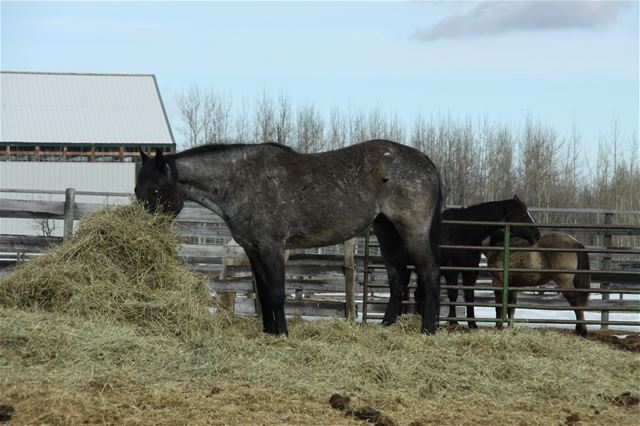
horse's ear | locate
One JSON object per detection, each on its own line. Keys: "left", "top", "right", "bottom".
{"left": 513, "top": 194, "right": 520, "bottom": 201}
{"left": 155, "top": 149, "right": 168, "bottom": 174}
{"left": 139, "top": 148, "right": 150, "bottom": 165}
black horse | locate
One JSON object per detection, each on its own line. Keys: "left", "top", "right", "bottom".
{"left": 433, "top": 197, "right": 540, "bottom": 327}
{"left": 135, "top": 140, "right": 442, "bottom": 335}
{"left": 397, "top": 197, "right": 538, "bottom": 325}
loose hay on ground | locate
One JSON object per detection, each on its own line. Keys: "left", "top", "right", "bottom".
{"left": 1, "top": 204, "right": 639, "bottom": 425}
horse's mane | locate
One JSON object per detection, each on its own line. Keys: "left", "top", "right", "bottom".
{"left": 177, "top": 142, "right": 294, "bottom": 158}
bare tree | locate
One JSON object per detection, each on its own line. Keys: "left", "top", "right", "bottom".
{"left": 253, "top": 90, "right": 276, "bottom": 143}
{"left": 295, "top": 103, "right": 325, "bottom": 153}
{"left": 275, "top": 91, "right": 293, "bottom": 146}
{"left": 202, "top": 89, "right": 232, "bottom": 144}
{"left": 177, "top": 84, "right": 233, "bottom": 147}
{"left": 235, "top": 94, "right": 251, "bottom": 143}
{"left": 177, "top": 85, "right": 203, "bottom": 148}
{"left": 516, "top": 117, "right": 563, "bottom": 209}
{"left": 368, "top": 107, "right": 386, "bottom": 140}
{"left": 387, "top": 113, "right": 405, "bottom": 143}
{"left": 33, "top": 218, "right": 56, "bottom": 238}
{"left": 327, "top": 105, "right": 348, "bottom": 150}
{"left": 347, "top": 108, "right": 368, "bottom": 145}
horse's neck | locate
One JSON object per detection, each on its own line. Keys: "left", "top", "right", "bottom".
{"left": 448, "top": 203, "right": 506, "bottom": 243}
{"left": 171, "top": 149, "right": 245, "bottom": 217}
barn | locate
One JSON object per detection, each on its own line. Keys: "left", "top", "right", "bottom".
{"left": 0, "top": 71, "right": 175, "bottom": 235}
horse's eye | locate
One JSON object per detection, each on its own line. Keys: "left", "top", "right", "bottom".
{"left": 151, "top": 189, "right": 159, "bottom": 196}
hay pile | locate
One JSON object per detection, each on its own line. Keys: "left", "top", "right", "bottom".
{"left": 0, "top": 203, "right": 214, "bottom": 336}
{"left": 1, "top": 204, "right": 639, "bottom": 425}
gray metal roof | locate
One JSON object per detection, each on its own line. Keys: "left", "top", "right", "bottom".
{"left": 0, "top": 71, "right": 174, "bottom": 146}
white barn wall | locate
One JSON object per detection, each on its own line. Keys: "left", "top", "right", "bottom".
{"left": 0, "top": 162, "right": 135, "bottom": 236}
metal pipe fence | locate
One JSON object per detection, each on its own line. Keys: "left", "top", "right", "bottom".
{"left": 361, "top": 219, "right": 640, "bottom": 331}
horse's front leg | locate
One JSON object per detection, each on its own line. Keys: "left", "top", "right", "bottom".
{"left": 246, "top": 249, "right": 276, "bottom": 334}
{"left": 258, "top": 245, "right": 288, "bottom": 336}
{"left": 507, "top": 290, "right": 518, "bottom": 323}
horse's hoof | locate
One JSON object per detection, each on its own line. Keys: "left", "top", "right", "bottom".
{"left": 381, "top": 315, "right": 398, "bottom": 326}
{"left": 575, "top": 326, "right": 588, "bottom": 338}
{"left": 421, "top": 326, "right": 438, "bottom": 335}
{"left": 468, "top": 322, "right": 478, "bottom": 329}
{"left": 448, "top": 320, "right": 459, "bottom": 326}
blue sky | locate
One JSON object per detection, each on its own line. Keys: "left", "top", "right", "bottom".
{"left": 1, "top": 1, "right": 638, "bottom": 155}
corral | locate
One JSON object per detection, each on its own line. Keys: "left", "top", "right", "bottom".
{"left": 1, "top": 200, "right": 639, "bottom": 425}
{"left": 1, "top": 188, "right": 639, "bottom": 332}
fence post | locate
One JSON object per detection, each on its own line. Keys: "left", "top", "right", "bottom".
{"left": 502, "top": 224, "right": 511, "bottom": 326}
{"left": 63, "top": 188, "right": 76, "bottom": 241}
{"left": 344, "top": 238, "right": 356, "bottom": 321}
{"left": 601, "top": 212, "right": 613, "bottom": 329}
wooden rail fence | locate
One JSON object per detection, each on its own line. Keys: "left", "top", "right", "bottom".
{"left": 1, "top": 188, "right": 639, "bottom": 331}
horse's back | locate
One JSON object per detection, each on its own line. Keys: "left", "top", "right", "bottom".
{"left": 299, "top": 139, "right": 441, "bottom": 209}
{"left": 247, "top": 140, "right": 441, "bottom": 248}
{"left": 503, "top": 232, "right": 581, "bottom": 286}
{"left": 537, "top": 232, "right": 581, "bottom": 272}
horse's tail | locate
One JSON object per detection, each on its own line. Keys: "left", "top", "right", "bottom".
{"left": 429, "top": 179, "right": 443, "bottom": 318}
{"left": 573, "top": 242, "right": 591, "bottom": 307}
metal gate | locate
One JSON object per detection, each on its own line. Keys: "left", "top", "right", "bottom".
{"left": 361, "top": 219, "right": 640, "bottom": 330}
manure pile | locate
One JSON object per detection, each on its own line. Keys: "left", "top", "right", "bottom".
{"left": 1, "top": 204, "right": 639, "bottom": 425}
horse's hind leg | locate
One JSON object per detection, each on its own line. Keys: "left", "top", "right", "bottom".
{"left": 395, "top": 224, "right": 440, "bottom": 334}
{"left": 462, "top": 271, "right": 479, "bottom": 328}
{"left": 444, "top": 272, "right": 460, "bottom": 325}
{"left": 373, "top": 215, "right": 410, "bottom": 326}
{"left": 559, "top": 275, "right": 588, "bottom": 337}
{"left": 493, "top": 277, "right": 505, "bottom": 329}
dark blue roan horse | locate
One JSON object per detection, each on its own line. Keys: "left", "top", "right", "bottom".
{"left": 135, "top": 140, "right": 442, "bottom": 335}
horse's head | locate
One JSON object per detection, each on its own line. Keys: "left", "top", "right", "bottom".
{"left": 135, "top": 148, "right": 184, "bottom": 217}
{"left": 502, "top": 195, "right": 541, "bottom": 244}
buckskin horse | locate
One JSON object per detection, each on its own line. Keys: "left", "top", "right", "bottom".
{"left": 482, "top": 231, "right": 591, "bottom": 337}
{"left": 135, "top": 140, "right": 442, "bottom": 335}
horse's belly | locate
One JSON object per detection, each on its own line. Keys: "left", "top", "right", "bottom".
{"left": 286, "top": 220, "right": 373, "bottom": 249}
{"left": 491, "top": 253, "right": 546, "bottom": 287}
{"left": 283, "top": 199, "right": 377, "bottom": 249}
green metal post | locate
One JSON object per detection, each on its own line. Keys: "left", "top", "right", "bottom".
{"left": 502, "top": 224, "right": 511, "bottom": 326}
{"left": 362, "top": 227, "right": 371, "bottom": 324}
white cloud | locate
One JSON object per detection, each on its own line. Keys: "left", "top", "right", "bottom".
{"left": 413, "top": 1, "right": 630, "bottom": 41}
